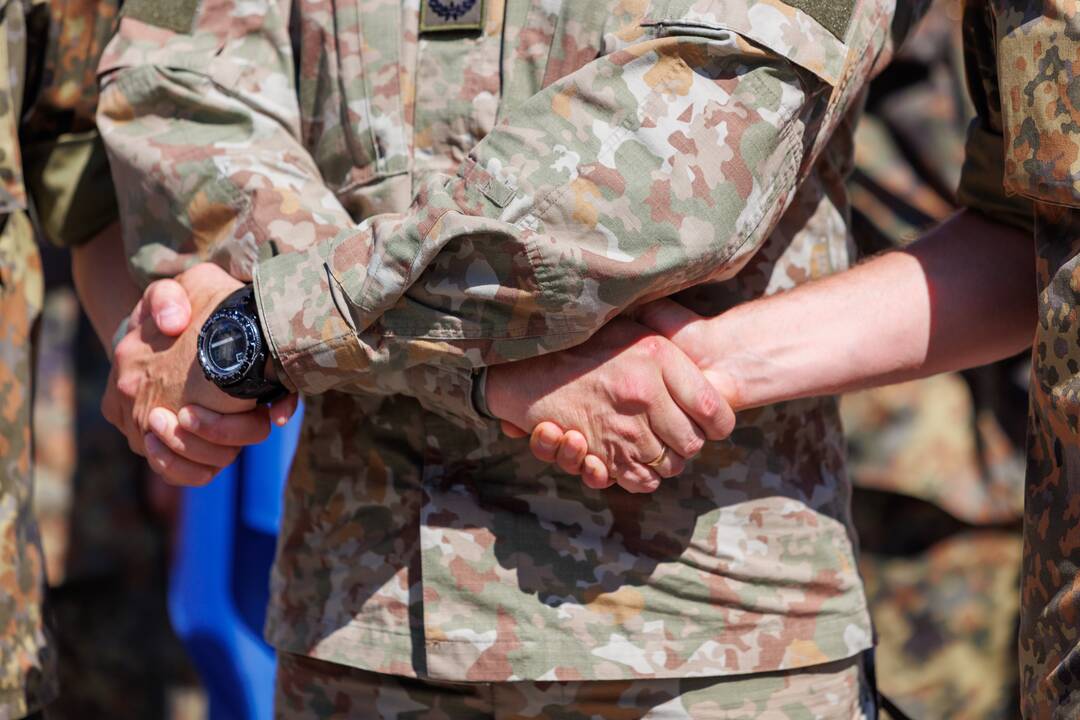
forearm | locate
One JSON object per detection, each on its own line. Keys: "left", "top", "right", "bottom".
{"left": 709, "top": 209, "right": 1035, "bottom": 410}
{"left": 71, "top": 221, "right": 141, "bottom": 356}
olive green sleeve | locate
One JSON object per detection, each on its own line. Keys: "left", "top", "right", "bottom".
{"left": 19, "top": 0, "right": 121, "bottom": 247}
{"left": 23, "top": 131, "right": 118, "bottom": 247}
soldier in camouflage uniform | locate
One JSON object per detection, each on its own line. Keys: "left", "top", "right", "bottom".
{"left": 537, "top": 0, "right": 1080, "bottom": 716}
{"left": 956, "top": 2, "right": 1080, "bottom": 715}
{"left": 842, "top": 1, "right": 1025, "bottom": 717}
{"left": 18, "top": 1, "right": 206, "bottom": 715}
{"left": 0, "top": 0, "right": 124, "bottom": 717}
{"left": 96, "top": 0, "right": 930, "bottom": 716}
{"left": 0, "top": 1, "right": 52, "bottom": 707}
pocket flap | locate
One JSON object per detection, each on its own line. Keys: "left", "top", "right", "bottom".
{"left": 998, "top": 9, "right": 1080, "bottom": 206}
{"left": 647, "top": 0, "right": 850, "bottom": 85}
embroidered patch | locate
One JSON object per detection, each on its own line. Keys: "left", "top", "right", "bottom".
{"left": 420, "top": 0, "right": 485, "bottom": 33}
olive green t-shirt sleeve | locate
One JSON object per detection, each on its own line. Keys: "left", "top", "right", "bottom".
{"left": 19, "top": 0, "right": 121, "bottom": 247}
{"left": 955, "top": 0, "right": 1034, "bottom": 234}
{"left": 23, "top": 132, "right": 118, "bottom": 247}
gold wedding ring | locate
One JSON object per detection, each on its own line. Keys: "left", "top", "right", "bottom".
{"left": 645, "top": 447, "right": 669, "bottom": 469}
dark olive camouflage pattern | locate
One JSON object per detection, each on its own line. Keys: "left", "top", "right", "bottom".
{"left": 30, "top": 271, "right": 204, "bottom": 720}
{"left": 0, "top": 208, "right": 53, "bottom": 720}
{"left": 98, "top": 0, "right": 930, "bottom": 688}
{"left": 1, "top": 0, "right": 123, "bottom": 716}
{"left": 1, "top": 2, "right": 53, "bottom": 716}
{"left": 958, "top": 1, "right": 1080, "bottom": 717}
{"left": 274, "top": 651, "right": 876, "bottom": 719}
{"left": 843, "top": 5, "right": 1026, "bottom": 717}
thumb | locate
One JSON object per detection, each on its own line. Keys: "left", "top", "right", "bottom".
{"left": 633, "top": 298, "right": 703, "bottom": 340}
{"left": 500, "top": 420, "right": 528, "bottom": 439}
{"left": 144, "top": 279, "right": 192, "bottom": 336}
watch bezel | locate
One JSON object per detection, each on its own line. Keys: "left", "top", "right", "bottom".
{"left": 197, "top": 306, "right": 264, "bottom": 388}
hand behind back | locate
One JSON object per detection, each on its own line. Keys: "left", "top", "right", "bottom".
{"left": 486, "top": 317, "right": 735, "bottom": 493}
{"left": 102, "top": 262, "right": 297, "bottom": 485}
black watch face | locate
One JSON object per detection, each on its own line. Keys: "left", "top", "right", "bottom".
{"left": 198, "top": 308, "right": 261, "bottom": 385}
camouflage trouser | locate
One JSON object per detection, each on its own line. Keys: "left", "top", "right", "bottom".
{"left": 0, "top": 211, "right": 56, "bottom": 720}
{"left": 275, "top": 652, "right": 875, "bottom": 719}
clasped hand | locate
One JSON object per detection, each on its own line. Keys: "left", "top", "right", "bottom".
{"left": 103, "top": 262, "right": 726, "bottom": 492}
{"left": 102, "top": 263, "right": 297, "bottom": 485}
{"left": 486, "top": 309, "right": 737, "bottom": 494}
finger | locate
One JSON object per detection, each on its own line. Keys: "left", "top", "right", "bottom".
{"left": 613, "top": 463, "right": 662, "bottom": 494}
{"left": 581, "top": 455, "right": 614, "bottom": 490}
{"left": 529, "top": 423, "right": 565, "bottom": 464}
{"left": 270, "top": 393, "right": 300, "bottom": 428}
{"left": 640, "top": 441, "right": 688, "bottom": 480}
{"left": 660, "top": 346, "right": 735, "bottom": 442}
{"left": 177, "top": 405, "right": 271, "bottom": 447}
{"left": 555, "top": 430, "right": 589, "bottom": 476}
{"left": 500, "top": 420, "right": 529, "bottom": 439}
{"left": 148, "top": 407, "right": 242, "bottom": 468}
{"left": 142, "top": 279, "right": 192, "bottom": 336}
{"left": 634, "top": 297, "right": 703, "bottom": 341}
{"left": 144, "top": 433, "right": 218, "bottom": 486}
{"left": 643, "top": 394, "right": 704, "bottom": 475}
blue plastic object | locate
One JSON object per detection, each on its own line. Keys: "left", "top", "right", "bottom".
{"left": 169, "top": 406, "right": 303, "bottom": 720}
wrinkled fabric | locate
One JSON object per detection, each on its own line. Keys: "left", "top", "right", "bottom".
{"left": 99, "top": 0, "right": 928, "bottom": 684}
{"left": 1, "top": 1, "right": 120, "bottom": 716}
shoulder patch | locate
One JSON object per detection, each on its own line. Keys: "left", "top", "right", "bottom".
{"left": 783, "top": 0, "right": 855, "bottom": 39}
{"left": 122, "top": 0, "right": 201, "bottom": 34}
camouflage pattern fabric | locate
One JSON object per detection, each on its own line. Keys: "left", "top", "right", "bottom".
{"left": 98, "top": 0, "right": 930, "bottom": 687}
{"left": 1, "top": 0, "right": 131, "bottom": 717}
{"left": 957, "top": 1, "right": 1080, "bottom": 717}
{"left": 842, "top": 4, "right": 1026, "bottom": 717}
{"left": 274, "top": 651, "right": 876, "bottom": 719}
{"left": 0, "top": 208, "right": 54, "bottom": 720}
{"left": 1, "top": 1, "right": 55, "bottom": 716}
{"left": 31, "top": 264, "right": 203, "bottom": 720}
{"left": 17, "top": 0, "right": 205, "bottom": 715}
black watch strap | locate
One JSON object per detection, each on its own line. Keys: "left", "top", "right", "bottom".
{"left": 204, "top": 285, "right": 288, "bottom": 404}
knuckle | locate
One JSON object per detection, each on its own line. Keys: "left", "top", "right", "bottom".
{"left": 635, "top": 335, "right": 668, "bottom": 360}
{"left": 665, "top": 456, "right": 687, "bottom": 478}
{"left": 695, "top": 390, "right": 723, "bottom": 421}
{"left": 115, "top": 372, "right": 139, "bottom": 399}
{"left": 201, "top": 422, "right": 224, "bottom": 444}
{"left": 679, "top": 434, "right": 705, "bottom": 458}
{"left": 609, "top": 375, "right": 650, "bottom": 407}
{"left": 617, "top": 422, "right": 647, "bottom": 447}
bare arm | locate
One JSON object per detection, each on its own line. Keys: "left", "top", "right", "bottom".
{"left": 528, "top": 209, "right": 1036, "bottom": 487}
{"left": 70, "top": 222, "right": 142, "bottom": 357}
{"left": 638, "top": 209, "right": 1035, "bottom": 409}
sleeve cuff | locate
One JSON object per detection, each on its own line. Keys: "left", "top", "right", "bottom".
{"left": 252, "top": 240, "right": 366, "bottom": 396}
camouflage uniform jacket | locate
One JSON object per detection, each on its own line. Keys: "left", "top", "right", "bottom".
{"left": 959, "top": 1, "right": 1080, "bottom": 717}
{"left": 99, "top": 0, "right": 927, "bottom": 683}
{"left": 1, "top": 0, "right": 119, "bottom": 717}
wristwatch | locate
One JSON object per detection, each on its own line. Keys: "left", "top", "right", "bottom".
{"left": 197, "top": 284, "right": 288, "bottom": 404}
